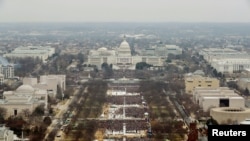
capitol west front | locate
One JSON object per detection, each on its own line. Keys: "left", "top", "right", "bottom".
{"left": 87, "top": 36, "right": 164, "bottom": 70}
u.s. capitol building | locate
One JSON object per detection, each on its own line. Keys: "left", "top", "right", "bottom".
{"left": 86, "top": 36, "right": 182, "bottom": 70}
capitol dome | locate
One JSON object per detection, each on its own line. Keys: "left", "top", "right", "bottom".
{"left": 16, "top": 84, "right": 35, "bottom": 93}
{"left": 117, "top": 35, "right": 131, "bottom": 56}
{"left": 119, "top": 40, "right": 130, "bottom": 49}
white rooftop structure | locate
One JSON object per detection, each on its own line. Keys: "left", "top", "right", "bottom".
{"left": 210, "top": 107, "right": 250, "bottom": 124}
{"left": 211, "top": 58, "right": 250, "bottom": 73}
{"left": 193, "top": 87, "right": 245, "bottom": 112}
{"left": 4, "top": 46, "right": 55, "bottom": 63}
{"left": 199, "top": 48, "right": 249, "bottom": 62}
{"left": 199, "top": 48, "right": 250, "bottom": 74}
{"left": 22, "top": 75, "right": 66, "bottom": 97}
{"left": 0, "top": 84, "right": 48, "bottom": 118}
{"left": 143, "top": 44, "right": 182, "bottom": 56}
{"left": 89, "top": 47, "right": 116, "bottom": 56}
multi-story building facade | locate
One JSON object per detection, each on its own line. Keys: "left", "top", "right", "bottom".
{"left": 193, "top": 87, "right": 245, "bottom": 112}
{"left": 0, "top": 65, "right": 14, "bottom": 79}
{"left": 211, "top": 58, "right": 250, "bottom": 73}
{"left": 199, "top": 48, "right": 250, "bottom": 62}
{"left": 23, "top": 75, "right": 66, "bottom": 97}
{"left": 142, "top": 44, "right": 182, "bottom": 56}
{"left": 0, "top": 56, "right": 14, "bottom": 79}
{"left": 184, "top": 74, "right": 220, "bottom": 94}
{"left": 199, "top": 48, "right": 250, "bottom": 74}
{"left": 4, "top": 46, "right": 55, "bottom": 63}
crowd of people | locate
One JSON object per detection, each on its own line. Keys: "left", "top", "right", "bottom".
{"left": 110, "top": 84, "right": 139, "bottom": 93}
{"left": 99, "top": 119, "right": 147, "bottom": 131}
{"left": 113, "top": 70, "right": 135, "bottom": 78}
{"left": 107, "top": 95, "right": 142, "bottom": 105}
{"left": 114, "top": 107, "right": 147, "bottom": 118}
{"left": 97, "top": 85, "right": 152, "bottom": 139}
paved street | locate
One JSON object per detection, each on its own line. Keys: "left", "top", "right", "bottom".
{"left": 43, "top": 89, "right": 78, "bottom": 141}
{"left": 43, "top": 100, "right": 69, "bottom": 141}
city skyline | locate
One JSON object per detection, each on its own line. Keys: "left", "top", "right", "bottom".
{"left": 0, "top": 0, "right": 250, "bottom": 23}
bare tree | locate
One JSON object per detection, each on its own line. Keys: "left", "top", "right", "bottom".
{"left": 21, "top": 109, "right": 31, "bottom": 117}
{"left": 0, "top": 107, "right": 7, "bottom": 123}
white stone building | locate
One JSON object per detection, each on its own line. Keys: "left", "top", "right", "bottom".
{"left": 210, "top": 107, "right": 250, "bottom": 124}
{"left": 23, "top": 75, "right": 66, "bottom": 97}
{"left": 199, "top": 48, "right": 250, "bottom": 74}
{"left": 0, "top": 65, "right": 15, "bottom": 79}
{"left": 87, "top": 36, "right": 165, "bottom": 70}
{"left": 211, "top": 58, "right": 250, "bottom": 73}
{"left": 0, "top": 125, "right": 14, "bottom": 141}
{"left": 193, "top": 87, "right": 245, "bottom": 112}
{"left": 199, "top": 48, "right": 250, "bottom": 63}
{"left": 143, "top": 44, "right": 182, "bottom": 56}
{"left": 4, "top": 46, "right": 55, "bottom": 63}
{"left": 0, "top": 84, "right": 48, "bottom": 118}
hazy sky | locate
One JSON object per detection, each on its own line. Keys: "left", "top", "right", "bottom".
{"left": 0, "top": 0, "right": 250, "bottom": 23}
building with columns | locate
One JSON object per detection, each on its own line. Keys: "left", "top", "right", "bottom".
{"left": 210, "top": 58, "right": 250, "bottom": 73}
{"left": 4, "top": 46, "right": 55, "bottom": 63}
{"left": 86, "top": 36, "right": 165, "bottom": 70}
{"left": 199, "top": 48, "right": 250, "bottom": 74}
